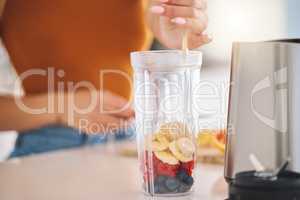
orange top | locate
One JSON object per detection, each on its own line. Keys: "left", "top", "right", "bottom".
{"left": 0, "top": 0, "right": 152, "bottom": 100}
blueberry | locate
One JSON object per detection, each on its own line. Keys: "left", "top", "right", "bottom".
{"left": 154, "top": 178, "right": 169, "bottom": 194}
{"left": 159, "top": 185, "right": 169, "bottom": 194}
{"left": 177, "top": 169, "right": 194, "bottom": 186}
{"left": 156, "top": 175, "right": 167, "bottom": 184}
{"left": 178, "top": 183, "right": 192, "bottom": 193}
{"left": 183, "top": 176, "right": 194, "bottom": 186}
{"left": 177, "top": 169, "right": 189, "bottom": 181}
{"left": 165, "top": 177, "right": 180, "bottom": 192}
{"left": 154, "top": 182, "right": 169, "bottom": 194}
{"left": 154, "top": 184, "right": 160, "bottom": 193}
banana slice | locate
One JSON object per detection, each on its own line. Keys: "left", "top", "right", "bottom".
{"left": 154, "top": 151, "right": 179, "bottom": 165}
{"left": 148, "top": 133, "right": 169, "bottom": 152}
{"left": 155, "top": 133, "right": 170, "bottom": 145}
{"left": 152, "top": 141, "right": 168, "bottom": 151}
{"left": 169, "top": 141, "right": 193, "bottom": 162}
{"left": 177, "top": 137, "right": 195, "bottom": 157}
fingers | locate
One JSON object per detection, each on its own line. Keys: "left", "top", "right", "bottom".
{"left": 151, "top": 0, "right": 207, "bottom": 18}
{"left": 170, "top": 14, "right": 211, "bottom": 48}
{"left": 170, "top": 13, "right": 208, "bottom": 34}
{"left": 162, "top": 0, "right": 207, "bottom": 10}
{"left": 101, "top": 91, "right": 135, "bottom": 119}
{"left": 104, "top": 103, "right": 135, "bottom": 119}
{"left": 188, "top": 33, "right": 212, "bottom": 49}
{"left": 150, "top": 0, "right": 209, "bottom": 34}
{"left": 151, "top": 4, "right": 201, "bottom": 18}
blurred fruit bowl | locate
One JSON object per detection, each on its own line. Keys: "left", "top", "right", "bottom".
{"left": 196, "top": 129, "right": 226, "bottom": 165}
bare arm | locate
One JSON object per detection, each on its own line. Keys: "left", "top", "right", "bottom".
{"left": 0, "top": 95, "right": 58, "bottom": 132}
{"left": 0, "top": 90, "right": 134, "bottom": 134}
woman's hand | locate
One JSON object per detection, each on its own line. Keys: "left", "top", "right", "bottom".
{"left": 58, "top": 90, "right": 134, "bottom": 134}
{"left": 147, "top": 0, "right": 211, "bottom": 49}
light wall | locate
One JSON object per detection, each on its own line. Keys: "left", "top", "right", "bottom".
{"left": 201, "top": 0, "right": 288, "bottom": 66}
{"left": 287, "top": 0, "right": 300, "bottom": 38}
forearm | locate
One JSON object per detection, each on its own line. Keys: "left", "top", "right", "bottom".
{"left": 0, "top": 95, "right": 59, "bottom": 132}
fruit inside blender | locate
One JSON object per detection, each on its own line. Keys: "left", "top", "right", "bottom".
{"left": 142, "top": 122, "right": 196, "bottom": 195}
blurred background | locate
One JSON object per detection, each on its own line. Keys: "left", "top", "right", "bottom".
{"left": 0, "top": 0, "right": 300, "bottom": 160}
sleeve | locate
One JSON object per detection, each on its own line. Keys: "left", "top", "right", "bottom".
{"left": 0, "top": 38, "right": 20, "bottom": 161}
{"left": 0, "top": 1, "right": 23, "bottom": 161}
{"left": 0, "top": 38, "right": 24, "bottom": 96}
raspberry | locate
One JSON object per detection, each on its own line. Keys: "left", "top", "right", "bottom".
{"left": 153, "top": 153, "right": 179, "bottom": 177}
{"left": 143, "top": 152, "right": 180, "bottom": 179}
{"left": 152, "top": 152, "right": 160, "bottom": 166}
{"left": 156, "top": 162, "right": 179, "bottom": 177}
{"left": 180, "top": 160, "right": 195, "bottom": 176}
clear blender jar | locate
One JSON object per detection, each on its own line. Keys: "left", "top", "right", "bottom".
{"left": 131, "top": 50, "right": 202, "bottom": 196}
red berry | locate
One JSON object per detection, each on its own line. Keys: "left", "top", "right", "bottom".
{"left": 181, "top": 160, "right": 195, "bottom": 176}
{"left": 142, "top": 152, "right": 181, "bottom": 178}
{"left": 143, "top": 152, "right": 165, "bottom": 181}
{"left": 153, "top": 153, "right": 179, "bottom": 177}
{"left": 157, "top": 162, "right": 178, "bottom": 177}
{"left": 152, "top": 152, "right": 160, "bottom": 167}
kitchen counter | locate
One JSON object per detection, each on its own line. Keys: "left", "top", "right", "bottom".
{"left": 0, "top": 142, "right": 227, "bottom": 200}
{"left": 0, "top": 64, "right": 230, "bottom": 200}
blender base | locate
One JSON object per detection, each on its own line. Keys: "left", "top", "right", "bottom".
{"left": 227, "top": 171, "right": 300, "bottom": 200}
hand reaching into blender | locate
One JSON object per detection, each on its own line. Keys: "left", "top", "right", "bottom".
{"left": 148, "top": 0, "right": 211, "bottom": 49}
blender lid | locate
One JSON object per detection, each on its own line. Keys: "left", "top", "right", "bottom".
{"left": 130, "top": 50, "right": 202, "bottom": 71}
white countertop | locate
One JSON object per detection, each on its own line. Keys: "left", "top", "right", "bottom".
{"left": 0, "top": 64, "right": 230, "bottom": 200}
{"left": 0, "top": 142, "right": 227, "bottom": 200}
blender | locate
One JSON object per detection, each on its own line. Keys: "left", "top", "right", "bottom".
{"left": 131, "top": 50, "right": 202, "bottom": 196}
{"left": 225, "top": 39, "right": 300, "bottom": 200}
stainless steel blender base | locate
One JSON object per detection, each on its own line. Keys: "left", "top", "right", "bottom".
{"left": 227, "top": 171, "right": 300, "bottom": 200}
